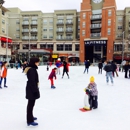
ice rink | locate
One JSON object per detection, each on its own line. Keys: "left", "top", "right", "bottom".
{"left": 0, "top": 65, "right": 130, "bottom": 130}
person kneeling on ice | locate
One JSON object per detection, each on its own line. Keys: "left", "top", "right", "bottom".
{"left": 83, "top": 88, "right": 92, "bottom": 110}
{"left": 86, "top": 76, "right": 98, "bottom": 109}
{"left": 48, "top": 68, "right": 57, "bottom": 89}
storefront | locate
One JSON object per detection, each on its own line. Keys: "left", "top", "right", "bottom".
{"left": 85, "top": 39, "right": 107, "bottom": 63}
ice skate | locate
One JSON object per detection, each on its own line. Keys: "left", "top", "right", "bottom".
{"left": 27, "top": 122, "right": 38, "bottom": 126}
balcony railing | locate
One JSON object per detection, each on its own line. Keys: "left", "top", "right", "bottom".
{"left": 90, "top": 24, "right": 102, "bottom": 29}
{"left": 66, "top": 36, "right": 73, "bottom": 40}
{"left": 22, "top": 22, "right": 29, "bottom": 25}
{"left": 56, "top": 29, "right": 64, "bottom": 33}
{"left": 66, "top": 29, "right": 73, "bottom": 33}
{"left": 91, "top": 15, "right": 102, "bottom": 20}
{"left": 56, "top": 37, "right": 64, "bottom": 40}
{"left": 57, "top": 22, "right": 64, "bottom": 25}
{"left": 22, "top": 37, "right": 29, "bottom": 40}
{"left": 66, "top": 21, "right": 73, "bottom": 25}
{"left": 31, "top": 22, "right": 37, "bottom": 25}
{"left": 22, "top": 29, "right": 29, "bottom": 33}
{"left": 90, "top": 33, "right": 101, "bottom": 38}
{"left": 31, "top": 29, "right": 38, "bottom": 33}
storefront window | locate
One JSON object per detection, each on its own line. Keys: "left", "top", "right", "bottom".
{"left": 23, "top": 44, "right": 29, "bottom": 49}
{"left": 95, "top": 46, "right": 101, "bottom": 52}
{"left": 40, "top": 44, "right": 46, "bottom": 49}
{"left": 75, "top": 44, "right": 79, "bottom": 51}
{"left": 46, "top": 44, "right": 53, "bottom": 50}
{"left": 65, "top": 44, "right": 72, "bottom": 51}
{"left": 57, "top": 44, "right": 64, "bottom": 51}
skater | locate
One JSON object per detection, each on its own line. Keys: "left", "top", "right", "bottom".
{"left": 24, "top": 58, "right": 40, "bottom": 126}
{"left": 47, "top": 65, "right": 49, "bottom": 71}
{"left": 48, "top": 67, "right": 57, "bottom": 89}
{"left": 111, "top": 61, "right": 118, "bottom": 77}
{"left": 55, "top": 58, "right": 62, "bottom": 75}
{"left": 104, "top": 61, "right": 114, "bottom": 85}
{"left": 22, "top": 61, "right": 28, "bottom": 73}
{"left": 84, "top": 60, "right": 90, "bottom": 74}
{"left": 62, "top": 61, "right": 69, "bottom": 79}
{"left": 98, "top": 61, "right": 103, "bottom": 74}
{"left": 0, "top": 61, "right": 8, "bottom": 89}
{"left": 15, "top": 61, "right": 18, "bottom": 69}
{"left": 86, "top": 76, "right": 98, "bottom": 109}
{"left": 124, "top": 61, "right": 129, "bottom": 78}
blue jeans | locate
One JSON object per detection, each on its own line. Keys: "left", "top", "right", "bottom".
{"left": 84, "top": 68, "right": 89, "bottom": 73}
{"left": 0, "top": 77, "right": 7, "bottom": 86}
{"left": 106, "top": 72, "right": 113, "bottom": 83}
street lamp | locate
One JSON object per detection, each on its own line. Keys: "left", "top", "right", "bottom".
{"left": 122, "top": 31, "right": 125, "bottom": 63}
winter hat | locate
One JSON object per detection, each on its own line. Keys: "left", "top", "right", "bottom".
{"left": 90, "top": 76, "right": 95, "bottom": 83}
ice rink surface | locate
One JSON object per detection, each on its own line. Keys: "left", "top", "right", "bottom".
{"left": 0, "top": 66, "right": 130, "bottom": 130}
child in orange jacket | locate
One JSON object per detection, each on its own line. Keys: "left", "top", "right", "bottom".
{"left": 0, "top": 61, "right": 8, "bottom": 88}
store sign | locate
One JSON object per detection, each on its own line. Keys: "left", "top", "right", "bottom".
{"left": 52, "top": 55, "right": 58, "bottom": 58}
{"left": 85, "top": 40, "right": 107, "bottom": 46}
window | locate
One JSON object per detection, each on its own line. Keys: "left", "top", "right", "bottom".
{"left": 43, "top": 28, "right": 47, "bottom": 31}
{"left": 114, "top": 44, "right": 122, "bottom": 51}
{"left": 118, "top": 17, "right": 123, "bottom": 22}
{"left": 49, "top": 35, "right": 53, "bottom": 39}
{"left": 108, "top": 10, "right": 112, "bottom": 16}
{"left": 16, "top": 20, "right": 20, "bottom": 24}
{"left": 16, "top": 35, "right": 20, "bottom": 38}
{"left": 65, "top": 44, "right": 72, "bottom": 51}
{"left": 83, "top": 13, "right": 86, "bottom": 19}
{"left": 2, "top": 19, "right": 5, "bottom": 24}
{"left": 108, "top": 19, "right": 111, "bottom": 26}
{"left": 95, "top": 46, "right": 101, "bottom": 52}
{"left": 49, "top": 19, "right": 53, "bottom": 24}
{"left": 49, "top": 27, "right": 53, "bottom": 31}
{"left": 118, "top": 26, "right": 123, "bottom": 30}
{"left": 57, "top": 44, "right": 64, "bottom": 51}
{"left": 78, "top": 26, "right": 80, "bottom": 30}
{"left": 43, "top": 35, "right": 47, "bottom": 39}
{"left": 2, "top": 28, "right": 5, "bottom": 33}
{"left": 82, "top": 30, "right": 85, "bottom": 36}
{"left": 46, "top": 44, "right": 53, "bottom": 50}
{"left": 23, "top": 44, "right": 29, "bottom": 49}
{"left": 78, "top": 18, "right": 80, "bottom": 23}
{"left": 108, "top": 28, "right": 111, "bottom": 35}
{"left": 40, "top": 44, "right": 46, "bottom": 49}
{"left": 16, "top": 28, "right": 20, "bottom": 31}
{"left": 82, "top": 22, "right": 85, "bottom": 28}
{"left": 57, "top": 19, "right": 63, "bottom": 23}
{"left": 75, "top": 44, "right": 79, "bottom": 51}
{"left": 43, "top": 19, "right": 47, "bottom": 24}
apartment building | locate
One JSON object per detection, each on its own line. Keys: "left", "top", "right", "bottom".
{"left": 0, "top": 6, "right": 12, "bottom": 61}
{"left": 114, "top": 7, "right": 130, "bottom": 63}
{"left": 80, "top": 0, "right": 116, "bottom": 63}
{"left": 6, "top": 8, "right": 80, "bottom": 63}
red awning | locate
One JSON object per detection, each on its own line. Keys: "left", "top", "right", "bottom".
{"left": 114, "top": 56, "right": 130, "bottom": 60}
{"left": 0, "top": 37, "right": 12, "bottom": 43}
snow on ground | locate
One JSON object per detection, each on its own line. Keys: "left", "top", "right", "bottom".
{"left": 0, "top": 66, "right": 130, "bottom": 130}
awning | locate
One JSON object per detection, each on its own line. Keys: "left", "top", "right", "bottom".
{"left": 0, "top": 37, "right": 12, "bottom": 43}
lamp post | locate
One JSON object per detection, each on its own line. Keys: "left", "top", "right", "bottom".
{"left": 122, "top": 31, "right": 125, "bottom": 63}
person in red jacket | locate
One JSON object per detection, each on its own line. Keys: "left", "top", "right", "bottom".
{"left": 0, "top": 61, "right": 8, "bottom": 88}
{"left": 48, "top": 68, "right": 57, "bottom": 89}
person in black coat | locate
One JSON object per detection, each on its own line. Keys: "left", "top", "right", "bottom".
{"left": 98, "top": 61, "right": 103, "bottom": 74}
{"left": 111, "top": 61, "right": 118, "bottom": 77}
{"left": 62, "top": 61, "right": 69, "bottom": 79}
{"left": 124, "top": 61, "right": 129, "bottom": 78}
{"left": 84, "top": 60, "right": 90, "bottom": 74}
{"left": 24, "top": 58, "right": 40, "bottom": 126}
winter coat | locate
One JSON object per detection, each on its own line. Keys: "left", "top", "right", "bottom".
{"left": 104, "top": 63, "right": 113, "bottom": 72}
{"left": 111, "top": 63, "right": 117, "bottom": 71}
{"left": 124, "top": 65, "right": 129, "bottom": 72}
{"left": 63, "top": 61, "right": 69, "bottom": 72}
{"left": 87, "top": 82, "right": 98, "bottom": 96}
{"left": 98, "top": 62, "right": 103, "bottom": 68}
{"left": 25, "top": 65, "right": 40, "bottom": 100}
{"left": 0, "top": 66, "right": 7, "bottom": 78}
{"left": 48, "top": 69, "right": 56, "bottom": 79}
{"left": 85, "top": 61, "right": 90, "bottom": 68}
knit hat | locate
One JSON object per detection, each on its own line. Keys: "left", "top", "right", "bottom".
{"left": 90, "top": 76, "right": 95, "bottom": 83}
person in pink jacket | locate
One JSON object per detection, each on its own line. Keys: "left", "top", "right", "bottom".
{"left": 48, "top": 68, "right": 57, "bottom": 89}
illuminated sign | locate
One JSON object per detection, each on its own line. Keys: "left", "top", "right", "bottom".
{"left": 85, "top": 40, "right": 107, "bottom": 46}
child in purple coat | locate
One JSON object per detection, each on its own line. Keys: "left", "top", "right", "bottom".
{"left": 48, "top": 68, "right": 57, "bottom": 89}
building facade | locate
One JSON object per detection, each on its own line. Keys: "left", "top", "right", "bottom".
{"left": 0, "top": 7, "right": 12, "bottom": 61}
{"left": 80, "top": 0, "right": 116, "bottom": 63}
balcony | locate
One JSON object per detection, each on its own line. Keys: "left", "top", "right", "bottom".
{"left": 22, "top": 22, "right": 29, "bottom": 26}
{"left": 57, "top": 22, "right": 64, "bottom": 25}
{"left": 65, "top": 36, "right": 73, "bottom": 40}
{"left": 90, "top": 24, "right": 102, "bottom": 29}
{"left": 22, "top": 37, "right": 29, "bottom": 40}
{"left": 91, "top": 15, "right": 102, "bottom": 20}
{"left": 31, "top": 21, "right": 37, "bottom": 25}
{"left": 66, "top": 21, "right": 73, "bottom": 25}
{"left": 56, "top": 37, "right": 64, "bottom": 40}
{"left": 90, "top": 33, "right": 101, "bottom": 38}
{"left": 56, "top": 29, "right": 64, "bottom": 33}
{"left": 66, "top": 29, "right": 73, "bottom": 33}
{"left": 31, "top": 29, "right": 38, "bottom": 33}
{"left": 22, "top": 29, "right": 29, "bottom": 33}
{"left": 30, "top": 37, "right": 38, "bottom": 41}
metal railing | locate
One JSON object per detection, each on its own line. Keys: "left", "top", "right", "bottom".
{"left": 91, "top": 15, "right": 102, "bottom": 20}
{"left": 90, "top": 24, "right": 102, "bottom": 29}
{"left": 90, "top": 33, "right": 101, "bottom": 38}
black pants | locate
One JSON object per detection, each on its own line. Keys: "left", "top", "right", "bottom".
{"left": 125, "top": 71, "right": 128, "bottom": 78}
{"left": 90, "top": 95, "right": 98, "bottom": 109}
{"left": 98, "top": 68, "right": 102, "bottom": 74}
{"left": 62, "top": 71, "right": 69, "bottom": 77}
{"left": 27, "top": 100, "right": 36, "bottom": 124}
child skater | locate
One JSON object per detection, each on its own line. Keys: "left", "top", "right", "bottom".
{"left": 0, "top": 61, "right": 8, "bottom": 88}
{"left": 86, "top": 76, "right": 98, "bottom": 109}
{"left": 48, "top": 68, "right": 57, "bottom": 89}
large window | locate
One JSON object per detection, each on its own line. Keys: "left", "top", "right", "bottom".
{"left": 40, "top": 44, "right": 46, "bottom": 49}
{"left": 43, "top": 28, "right": 47, "bottom": 31}
{"left": 65, "top": 44, "right": 72, "bottom": 51}
{"left": 83, "top": 13, "right": 86, "bottom": 19}
{"left": 57, "top": 44, "right": 64, "bottom": 51}
{"left": 75, "top": 44, "right": 80, "bottom": 51}
{"left": 108, "top": 28, "right": 111, "bottom": 35}
{"left": 46, "top": 44, "right": 53, "bottom": 50}
{"left": 108, "top": 19, "right": 111, "bottom": 26}
{"left": 118, "top": 17, "right": 123, "bottom": 22}
{"left": 43, "top": 19, "right": 47, "bottom": 24}
{"left": 82, "top": 30, "right": 85, "bottom": 36}
{"left": 82, "top": 22, "right": 85, "bottom": 28}
{"left": 114, "top": 44, "right": 122, "bottom": 51}
{"left": 108, "top": 10, "right": 112, "bottom": 16}
{"left": 118, "top": 26, "right": 123, "bottom": 30}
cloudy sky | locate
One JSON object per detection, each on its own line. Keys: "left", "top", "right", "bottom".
{"left": 3, "top": 0, "right": 130, "bottom": 12}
